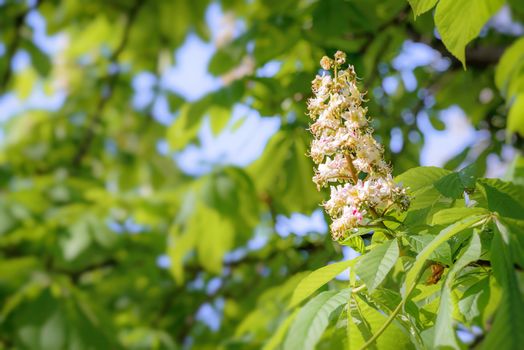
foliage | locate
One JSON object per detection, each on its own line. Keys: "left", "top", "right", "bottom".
{"left": 0, "top": 0, "right": 523, "bottom": 349}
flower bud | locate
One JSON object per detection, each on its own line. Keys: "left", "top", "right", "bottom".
{"left": 320, "top": 56, "right": 332, "bottom": 70}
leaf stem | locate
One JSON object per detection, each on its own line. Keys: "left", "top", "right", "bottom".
{"left": 356, "top": 266, "right": 425, "bottom": 350}
{"left": 352, "top": 284, "right": 366, "bottom": 293}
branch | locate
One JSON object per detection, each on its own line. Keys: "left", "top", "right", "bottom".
{"left": 52, "top": 258, "right": 118, "bottom": 283}
{"left": 72, "top": 0, "right": 145, "bottom": 167}
{"left": 0, "top": 0, "right": 43, "bottom": 92}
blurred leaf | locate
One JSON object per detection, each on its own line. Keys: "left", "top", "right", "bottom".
{"left": 248, "top": 129, "right": 321, "bottom": 214}
{"left": 504, "top": 154, "right": 524, "bottom": 186}
{"left": 507, "top": 93, "right": 524, "bottom": 136}
{"left": 14, "top": 67, "right": 37, "bottom": 99}
{"left": 60, "top": 220, "right": 92, "bottom": 261}
{"left": 196, "top": 205, "right": 234, "bottom": 274}
{"left": 22, "top": 40, "right": 52, "bottom": 77}
{"left": 495, "top": 37, "right": 524, "bottom": 98}
{"left": 263, "top": 309, "right": 299, "bottom": 350}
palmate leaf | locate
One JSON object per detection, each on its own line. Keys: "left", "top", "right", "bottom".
{"left": 405, "top": 214, "right": 488, "bottom": 291}
{"left": 434, "top": 232, "right": 481, "bottom": 349}
{"left": 434, "top": 0, "right": 505, "bottom": 67}
{"left": 284, "top": 289, "right": 350, "bottom": 350}
{"left": 355, "top": 239, "right": 399, "bottom": 293}
{"left": 482, "top": 220, "right": 524, "bottom": 350}
{"left": 289, "top": 260, "right": 356, "bottom": 309}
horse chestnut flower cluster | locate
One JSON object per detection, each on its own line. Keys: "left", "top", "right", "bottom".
{"left": 308, "top": 51, "right": 409, "bottom": 241}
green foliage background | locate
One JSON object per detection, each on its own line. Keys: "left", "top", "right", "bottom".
{"left": 0, "top": 0, "right": 523, "bottom": 349}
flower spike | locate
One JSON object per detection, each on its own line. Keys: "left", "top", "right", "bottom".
{"left": 308, "top": 51, "right": 409, "bottom": 241}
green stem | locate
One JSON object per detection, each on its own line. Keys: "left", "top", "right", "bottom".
{"left": 356, "top": 266, "right": 426, "bottom": 350}
{"left": 352, "top": 284, "right": 366, "bottom": 293}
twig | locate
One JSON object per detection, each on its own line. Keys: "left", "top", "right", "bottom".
{"left": 72, "top": 0, "right": 145, "bottom": 166}
{"left": 0, "top": 0, "right": 43, "bottom": 92}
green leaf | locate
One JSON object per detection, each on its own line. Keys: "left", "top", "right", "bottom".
{"left": 495, "top": 37, "right": 524, "bottom": 98}
{"left": 405, "top": 214, "right": 488, "bottom": 290}
{"left": 289, "top": 260, "right": 355, "bottom": 308}
{"left": 458, "top": 277, "right": 491, "bottom": 323}
{"left": 167, "top": 102, "right": 207, "bottom": 151}
{"left": 408, "top": 0, "right": 438, "bottom": 17}
{"left": 341, "top": 235, "right": 366, "bottom": 253}
{"left": 60, "top": 220, "right": 92, "bottom": 261}
{"left": 447, "top": 231, "right": 482, "bottom": 283}
{"left": 406, "top": 235, "right": 452, "bottom": 265}
{"left": 434, "top": 0, "right": 505, "bottom": 67}
{"left": 496, "top": 216, "right": 524, "bottom": 267}
{"left": 434, "top": 172, "right": 463, "bottom": 199}
{"left": 347, "top": 294, "right": 414, "bottom": 350}
{"left": 263, "top": 310, "right": 299, "bottom": 350}
{"left": 284, "top": 289, "right": 350, "bottom": 350}
{"left": 196, "top": 206, "right": 234, "bottom": 274}
{"left": 14, "top": 67, "right": 38, "bottom": 99}
{"left": 208, "top": 44, "right": 246, "bottom": 76}
{"left": 248, "top": 129, "right": 321, "bottom": 214}
{"left": 167, "top": 226, "right": 197, "bottom": 284}
{"left": 434, "top": 232, "right": 481, "bottom": 349}
{"left": 395, "top": 166, "right": 451, "bottom": 193}
{"left": 458, "top": 162, "right": 479, "bottom": 190}
{"left": 202, "top": 167, "right": 260, "bottom": 241}
{"left": 433, "top": 288, "right": 458, "bottom": 349}
{"left": 355, "top": 239, "right": 399, "bottom": 293}
{"left": 504, "top": 154, "right": 524, "bottom": 186}
{"left": 395, "top": 166, "right": 452, "bottom": 210}
{"left": 482, "top": 222, "right": 524, "bottom": 349}
{"left": 479, "top": 178, "right": 524, "bottom": 220}
{"left": 431, "top": 207, "right": 489, "bottom": 225}
{"left": 507, "top": 93, "right": 524, "bottom": 136}
{"left": 23, "top": 39, "right": 52, "bottom": 77}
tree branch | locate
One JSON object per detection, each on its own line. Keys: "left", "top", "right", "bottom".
{"left": 0, "top": 0, "right": 43, "bottom": 93}
{"left": 72, "top": 0, "right": 145, "bottom": 167}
